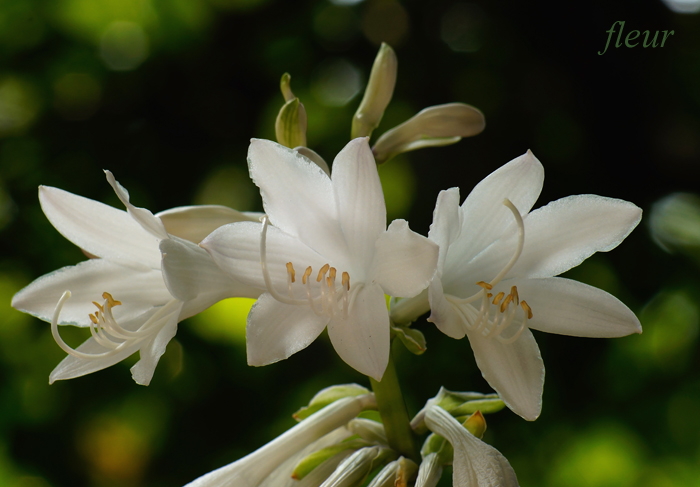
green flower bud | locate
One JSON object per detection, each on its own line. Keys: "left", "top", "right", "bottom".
{"left": 650, "top": 192, "right": 700, "bottom": 264}
{"left": 275, "top": 97, "right": 307, "bottom": 148}
{"left": 372, "top": 103, "right": 485, "bottom": 164}
{"left": 293, "top": 384, "right": 372, "bottom": 421}
{"left": 462, "top": 410, "right": 487, "bottom": 439}
{"left": 291, "top": 437, "right": 369, "bottom": 480}
{"left": 352, "top": 43, "right": 398, "bottom": 139}
{"left": 391, "top": 322, "right": 427, "bottom": 355}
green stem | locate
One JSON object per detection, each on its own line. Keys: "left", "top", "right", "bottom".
{"left": 369, "top": 340, "right": 419, "bottom": 461}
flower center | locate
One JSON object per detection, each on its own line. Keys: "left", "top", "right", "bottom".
{"left": 51, "top": 290, "right": 176, "bottom": 359}
{"left": 259, "top": 216, "right": 357, "bottom": 320}
{"left": 447, "top": 198, "right": 533, "bottom": 344}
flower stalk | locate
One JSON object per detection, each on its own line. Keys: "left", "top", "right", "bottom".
{"left": 369, "top": 340, "right": 418, "bottom": 462}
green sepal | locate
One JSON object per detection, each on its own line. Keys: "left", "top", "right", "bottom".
{"left": 391, "top": 322, "right": 427, "bottom": 355}
{"left": 293, "top": 384, "right": 371, "bottom": 421}
{"left": 275, "top": 97, "right": 307, "bottom": 148}
{"left": 291, "top": 437, "right": 369, "bottom": 480}
{"left": 280, "top": 72, "right": 295, "bottom": 102}
{"left": 446, "top": 397, "right": 505, "bottom": 416}
{"left": 420, "top": 433, "right": 453, "bottom": 466}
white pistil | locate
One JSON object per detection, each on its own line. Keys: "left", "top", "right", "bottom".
{"left": 444, "top": 198, "right": 532, "bottom": 344}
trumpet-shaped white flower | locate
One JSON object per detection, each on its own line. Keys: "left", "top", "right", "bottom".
{"left": 11, "top": 171, "right": 260, "bottom": 385}
{"left": 201, "top": 138, "right": 438, "bottom": 380}
{"left": 184, "top": 394, "right": 376, "bottom": 487}
{"left": 423, "top": 404, "right": 519, "bottom": 487}
{"left": 392, "top": 151, "right": 642, "bottom": 420}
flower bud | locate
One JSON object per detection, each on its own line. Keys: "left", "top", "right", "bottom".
{"left": 275, "top": 73, "right": 308, "bottom": 148}
{"left": 372, "top": 103, "right": 485, "bottom": 164}
{"left": 462, "top": 411, "right": 487, "bottom": 439}
{"left": 294, "top": 384, "right": 372, "bottom": 421}
{"left": 292, "top": 438, "right": 369, "bottom": 480}
{"left": 650, "top": 192, "right": 700, "bottom": 263}
{"left": 352, "top": 43, "right": 398, "bottom": 139}
{"left": 391, "top": 322, "right": 427, "bottom": 355}
{"left": 347, "top": 418, "right": 388, "bottom": 445}
{"left": 321, "top": 446, "right": 393, "bottom": 487}
{"left": 367, "top": 456, "right": 418, "bottom": 487}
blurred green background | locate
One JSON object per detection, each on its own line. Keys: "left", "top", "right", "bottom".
{"left": 2, "top": 0, "right": 700, "bottom": 485}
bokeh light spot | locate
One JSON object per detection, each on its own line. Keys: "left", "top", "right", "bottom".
{"left": 548, "top": 423, "right": 644, "bottom": 487}
{"left": 190, "top": 298, "right": 255, "bottom": 345}
{"left": 311, "top": 58, "right": 362, "bottom": 107}
{"left": 441, "top": 2, "right": 486, "bottom": 53}
{"left": 0, "top": 77, "right": 41, "bottom": 138}
{"left": 100, "top": 20, "right": 150, "bottom": 71}
{"left": 361, "top": 0, "right": 409, "bottom": 47}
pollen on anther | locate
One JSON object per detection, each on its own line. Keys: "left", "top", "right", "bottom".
{"left": 303, "top": 266, "right": 312, "bottom": 285}
{"left": 511, "top": 286, "right": 519, "bottom": 304}
{"left": 521, "top": 300, "right": 533, "bottom": 319}
{"left": 89, "top": 313, "right": 98, "bottom": 324}
{"left": 492, "top": 292, "right": 505, "bottom": 305}
{"left": 500, "top": 294, "right": 513, "bottom": 313}
{"left": 286, "top": 262, "right": 296, "bottom": 283}
{"left": 92, "top": 301, "right": 104, "bottom": 313}
{"left": 329, "top": 267, "right": 337, "bottom": 281}
{"left": 476, "top": 281, "right": 493, "bottom": 290}
{"left": 317, "top": 264, "right": 330, "bottom": 282}
{"left": 102, "top": 292, "right": 121, "bottom": 307}
{"left": 342, "top": 272, "right": 350, "bottom": 290}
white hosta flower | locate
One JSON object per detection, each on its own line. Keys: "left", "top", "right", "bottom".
{"left": 11, "top": 171, "right": 260, "bottom": 385}
{"left": 423, "top": 404, "right": 519, "bottom": 487}
{"left": 392, "top": 150, "right": 642, "bottom": 420}
{"left": 201, "top": 138, "right": 438, "bottom": 380}
{"left": 184, "top": 394, "right": 376, "bottom": 487}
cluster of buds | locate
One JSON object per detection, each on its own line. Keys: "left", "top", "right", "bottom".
{"left": 186, "top": 385, "right": 514, "bottom": 487}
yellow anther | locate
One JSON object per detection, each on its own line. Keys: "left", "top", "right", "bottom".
{"left": 286, "top": 262, "right": 296, "bottom": 283}
{"left": 303, "top": 266, "right": 312, "bottom": 285}
{"left": 487, "top": 293, "right": 493, "bottom": 298}
{"left": 317, "top": 264, "right": 330, "bottom": 282}
{"left": 102, "top": 292, "right": 121, "bottom": 308}
{"left": 500, "top": 294, "right": 513, "bottom": 313}
{"left": 521, "top": 300, "right": 533, "bottom": 319}
{"left": 342, "top": 272, "right": 350, "bottom": 291}
{"left": 511, "top": 286, "right": 519, "bottom": 305}
{"left": 492, "top": 292, "right": 505, "bottom": 305}
{"left": 329, "top": 267, "right": 337, "bottom": 281}
{"left": 89, "top": 313, "right": 98, "bottom": 324}
{"left": 92, "top": 301, "right": 104, "bottom": 313}
{"left": 476, "top": 281, "right": 493, "bottom": 290}
{"left": 327, "top": 276, "right": 333, "bottom": 288}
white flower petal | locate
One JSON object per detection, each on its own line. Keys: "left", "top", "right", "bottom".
{"left": 373, "top": 219, "right": 438, "bottom": 298}
{"left": 246, "top": 293, "right": 329, "bottom": 366}
{"left": 11, "top": 259, "right": 170, "bottom": 326}
{"left": 185, "top": 395, "right": 373, "bottom": 487}
{"left": 332, "top": 138, "right": 386, "bottom": 271}
{"left": 130, "top": 300, "right": 182, "bottom": 385}
{"left": 156, "top": 205, "right": 262, "bottom": 244}
{"left": 49, "top": 310, "right": 156, "bottom": 383}
{"left": 39, "top": 186, "right": 162, "bottom": 270}
{"left": 424, "top": 405, "right": 519, "bottom": 487}
{"left": 506, "top": 277, "right": 642, "bottom": 337}
{"left": 427, "top": 280, "right": 465, "bottom": 339}
{"left": 160, "top": 237, "right": 261, "bottom": 320}
{"left": 428, "top": 188, "right": 462, "bottom": 275}
{"left": 414, "top": 453, "right": 442, "bottom": 487}
{"left": 327, "top": 283, "right": 390, "bottom": 381}
{"left": 465, "top": 327, "right": 543, "bottom": 421}
{"left": 247, "top": 139, "right": 348, "bottom": 261}
{"left": 104, "top": 170, "right": 168, "bottom": 240}
{"left": 201, "top": 221, "right": 330, "bottom": 293}
{"left": 509, "top": 195, "right": 642, "bottom": 278}
{"left": 321, "top": 447, "right": 381, "bottom": 487}
{"left": 444, "top": 151, "right": 544, "bottom": 285}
